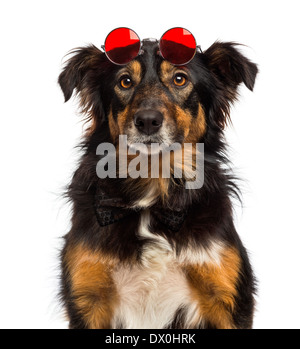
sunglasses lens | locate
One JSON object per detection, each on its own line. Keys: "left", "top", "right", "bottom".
{"left": 160, "top": 27, "right": 196, "bottom": 65}
{"left": 104, "top": 27, "right": 140, "bottom": 64}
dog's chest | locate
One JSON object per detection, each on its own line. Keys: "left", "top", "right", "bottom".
{"left": 111, "top": 211, "right": 200, "bottom": 329}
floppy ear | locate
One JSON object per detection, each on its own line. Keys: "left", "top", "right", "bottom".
{"left": 203, "top": 42, "right": 258, "bottom": 128}
{"left": 204, "top": 41, "right": 258, "bottom": 91}
{"left": 58, "top": 45, "right": 109, "bottom": 134}
{"left": 58, "top": 45, "right": 103, "bottom": 102}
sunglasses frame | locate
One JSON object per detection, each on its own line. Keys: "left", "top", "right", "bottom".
{"left": 101, "top": 27, "right": 202, "bottom": 66}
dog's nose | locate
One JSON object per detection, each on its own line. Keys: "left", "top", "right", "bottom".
{"left": 134, "top": 110, "right": 163, "bottom": 135}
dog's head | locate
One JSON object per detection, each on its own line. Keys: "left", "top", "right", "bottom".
{"left": 59, "top": 40, "right": 257, "bottom": 149}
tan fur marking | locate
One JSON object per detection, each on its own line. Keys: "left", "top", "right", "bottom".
{"left": 108, "top": 105, "right": 131, "bottom": 142}
{"left": 108, "top": 109, "right": 120, "bottom": 143}
{"left": 183, "top": 246, "right": 241, "bottom": 329}
{"left": 160, "top": 60, "right": 175, "bottom": 80}
{"left": 174, "top": 104, "right": 206, "bottom": 143}
{"left": 117, "top": 105, "right": 130, "bottom": 134}
{"left": 128, "top": 60, "right": 142, "bottom": 85}
{"left": 174, "top": 105, "right": 192, "bottom": 138}
{"left": 186, "top": 104, "right": 207, "bottom": 142}
{"left": 65, "top": 243, "right": 118, "bottom": 329}
{"left": 159, "top": 178, "right": 169, "bottom": 199}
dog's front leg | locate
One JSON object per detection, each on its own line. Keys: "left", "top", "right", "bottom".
{"left": 183, "top": 244, "right": 254, "bottom": 329}
{"left": 61, "top": 241, "right": 118, "bottom": 329}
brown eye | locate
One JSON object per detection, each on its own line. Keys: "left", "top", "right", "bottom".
{"left": 173, "top": 73, "right": 187, "bottom": 87}
{"left": 120, "top": 76, "right": 133, "bottom": 89}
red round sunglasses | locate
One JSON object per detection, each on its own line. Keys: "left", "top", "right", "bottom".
{"left": 102, "top": 27, "right": 201, "bottom": 66}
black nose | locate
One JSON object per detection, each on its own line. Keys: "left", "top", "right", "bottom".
{"left": 134, "top": 110, "right": 163, "bottom": 135}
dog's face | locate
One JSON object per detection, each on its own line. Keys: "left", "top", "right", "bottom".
{"left": 59, "top": 40, "right": 257, "bottom": 149}
{"left": 107, "top": 40, "right": 207, "bottom": 147}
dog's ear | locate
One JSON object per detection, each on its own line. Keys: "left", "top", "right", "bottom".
{"left": 204, "top": 41, "right": 258, "bottom": 92}
{"left": 58, "top": 45, "right": 109, "bottom": 134}
{"left": 203, "top": 42, "right": 258, "bottom": 129}
{"left": 58, "top": 45, "right": 104, "bottom": 102}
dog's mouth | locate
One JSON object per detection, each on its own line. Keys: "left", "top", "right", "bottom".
{"left": 128, "top": 134, "right": 169, "bottom": 145}
{"left": 124, "top": 122, "right": 176, "bottom": 150}
{"left": 126, "top": 134, "right": 174, "bottom": 156}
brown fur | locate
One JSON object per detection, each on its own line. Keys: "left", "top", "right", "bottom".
{"left": 183, "top": 247, "right": 241, "bottom": 329}
{"left": 64, "top": 243, "right": 118, "bottom": 329}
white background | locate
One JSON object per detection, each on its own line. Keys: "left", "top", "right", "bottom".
{"left": 0, "top": 0, "right": 299, "bottom": 329}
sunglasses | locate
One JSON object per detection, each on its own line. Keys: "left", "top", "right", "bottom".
{"left": 102, "top": 27, "right": 201, "bottom": 66}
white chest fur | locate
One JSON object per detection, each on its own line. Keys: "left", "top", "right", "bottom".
{"left": 111, "top": 211, "right": 223, "bottom": 329}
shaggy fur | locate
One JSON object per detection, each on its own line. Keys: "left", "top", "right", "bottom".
{"left": 58, "top": 39, "right": 258, "bottom": 329}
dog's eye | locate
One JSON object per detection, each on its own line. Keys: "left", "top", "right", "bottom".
{"left": 119, "top": 76, "right": 133, "bottom": 89}
{"left": 173, "top": 73, "right": 187, "bottom": 87}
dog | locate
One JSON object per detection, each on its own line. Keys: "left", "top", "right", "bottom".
{"left": 58, "top": 34, "right": 258, "bottom": 329}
